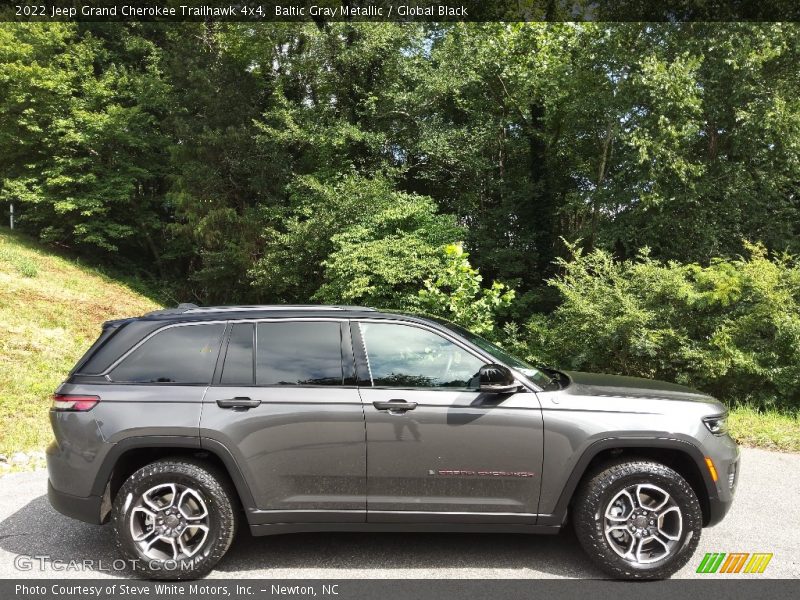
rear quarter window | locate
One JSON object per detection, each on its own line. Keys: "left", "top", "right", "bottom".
{"left": 109, "top": 323, "right": 226, "bottom": 384}
{"left": 76, "top": 320, "right": 163, "bottom": 375}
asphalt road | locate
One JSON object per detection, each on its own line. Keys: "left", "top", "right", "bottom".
{"left": 0, "top": 447, "right": 797, "bottom": 579}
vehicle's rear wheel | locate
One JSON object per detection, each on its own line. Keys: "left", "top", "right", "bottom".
{"left": 573, "top": 460, "right": 702, "bottom": 579}
{"left": 112, "top": 458, "right": 237, "bottom": 579}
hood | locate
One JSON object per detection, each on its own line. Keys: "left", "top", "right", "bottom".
{"left": 564, "top": 370, "right": 715, "bottom": 403}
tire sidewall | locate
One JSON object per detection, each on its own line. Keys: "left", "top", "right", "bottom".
{"left": 576, "top": 462, "right": 703, "bottom": 579}
{"left": 112, "top": 461, "right": 234, "bottom": 579}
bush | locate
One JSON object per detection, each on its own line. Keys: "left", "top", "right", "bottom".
{"left": 310, "top": 177, "right": 461, "bottom": 307}
{"left": 519, "top": 242, "right": 800, "bottom": 411}
{"left": 251, "top": 174, "right": 461, "bottom": 305}
{"left": 412, "top": 244, "right": 515, "bottom": 336}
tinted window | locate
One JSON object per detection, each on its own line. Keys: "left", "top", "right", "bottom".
{"left": 256, "top": 322, "right": 343, "bottom": 386}
{"left": 360, "top": 322, "right": 484, "bottom": 388}
{"left": 220, "top": 323, "right": 254, "bottom": 385}
{"left": 77, "top": 320, "right": 163, "bottom": 375}
{"left": 110, "top": 324, "right": 225, "bottom": 384}
{"left": 429, "top": 317, "right": 555, "bottom": 389}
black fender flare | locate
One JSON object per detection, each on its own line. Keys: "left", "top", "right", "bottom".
{"left": 539, "top": 436, "right": 718, "bottom": 526}
{"left": 90, "top": 435, "right": 258, "bottom": 513}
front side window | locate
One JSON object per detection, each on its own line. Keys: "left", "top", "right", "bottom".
{"left": 110, "top": 323, "right": 225, "bottom": 384}
{"left": 360, "top": 322, "right": 484, "bottom": 389}
{"left": 429, "top": 317, "right": 555, "bottom": 389}
{"left": 256, "top": 322, "right": 343, "bottom": 386}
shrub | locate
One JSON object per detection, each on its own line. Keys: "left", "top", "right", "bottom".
{"left": 310, "top": 177, "right": 461, "bottom": 308}
{"left": 519, "top": 242, "right": 800, "bottom": 410}
{"left": 412, "top": 244, "right": 515, "bottom": 336}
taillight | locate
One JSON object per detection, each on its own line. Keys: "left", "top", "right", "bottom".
{"left": 51, "top": 394, "right": 100, "bottom": 411}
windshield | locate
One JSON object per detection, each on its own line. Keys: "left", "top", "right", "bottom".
{"left": 428, "top": 317, "right": 556, "bottom": 389}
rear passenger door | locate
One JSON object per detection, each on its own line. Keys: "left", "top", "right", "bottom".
{"left": 200, "top": 319, "right": 366, "bottom": 523}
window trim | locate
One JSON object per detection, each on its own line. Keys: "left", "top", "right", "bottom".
{"left": 103, "top": 321, "right": 228, "bottom": 384}
{"left": 357, "top": 323, "right": 374, "bottom": 385}
{"left": 216, "top": 322, "right": 255, "bottom": 386}
{"left": 355, "top": 319, "right": 502, "bottom": 392}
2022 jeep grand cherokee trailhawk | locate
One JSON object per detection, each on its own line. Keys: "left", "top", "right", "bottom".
{"left": 47, "top": 304, "right": 739, "bottom": 579}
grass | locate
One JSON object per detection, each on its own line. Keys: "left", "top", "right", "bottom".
{"left": 728, "top": 405, "right": 800, "bottom": 453}
{"left": 0, "top": 229, "right": 161, "bottom": 457}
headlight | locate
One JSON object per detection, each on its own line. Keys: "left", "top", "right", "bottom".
{"left": 703, "top": 414, "right": 728, "bottom": 435}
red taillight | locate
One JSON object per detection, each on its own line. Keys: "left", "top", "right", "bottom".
{"left": 51, "top": 394, "right": 100, "bottom": 411}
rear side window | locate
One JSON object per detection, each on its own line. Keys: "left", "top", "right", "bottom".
{"left": 110, "top": 324, "right": 225, "bottom": 384}
{"left": 256, "top": 322, "right": 343, "bottom": 386}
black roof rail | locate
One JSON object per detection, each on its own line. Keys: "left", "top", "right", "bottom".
{"left": 143, "top": 304, "right": 376, "bottom": 317}
{"left": 183, "top": 305, "right": 377, "bottom": 313}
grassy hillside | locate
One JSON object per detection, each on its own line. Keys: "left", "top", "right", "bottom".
{"left": 0, "top": 230, "right": 161, "bottom": 456}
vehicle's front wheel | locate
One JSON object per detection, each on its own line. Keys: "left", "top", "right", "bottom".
{"left": 112, "top": 458, "right": 237, "bottom": 579}
{"left": 573, "top": 460, "right": 702, "bottom": 579}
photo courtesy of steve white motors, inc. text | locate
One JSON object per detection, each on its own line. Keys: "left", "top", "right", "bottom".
{"left": 15, "top": 583, "right": 333, "bottom": 597}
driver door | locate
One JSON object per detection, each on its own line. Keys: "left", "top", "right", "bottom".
{"left": 354, "top": 320, "right": 544, "bottom": 522}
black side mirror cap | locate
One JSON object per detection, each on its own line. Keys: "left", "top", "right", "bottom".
{"left": 479, "top": 363, "right": 521, "bottom": 394}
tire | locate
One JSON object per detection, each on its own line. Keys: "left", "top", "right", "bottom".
{"left": 112, "top": 458, "right": 237, "bottom": 579}
{"left": 572, "top": 460, "right": 702, "bottom": 580}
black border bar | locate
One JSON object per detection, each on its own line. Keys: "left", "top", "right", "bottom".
{"left": 2, "top": 1, "right": 800, "bottom": 22}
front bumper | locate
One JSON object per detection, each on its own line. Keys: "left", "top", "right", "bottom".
{"left": 47, "top": 480, "right": 103, "bottom": 525}
{"left": 704, "top": 437, "right": 740, "bottom": 527}
{"left": 707, "top": 493, "right": 734, "bottom": 526}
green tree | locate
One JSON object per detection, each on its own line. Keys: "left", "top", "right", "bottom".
{"left": 3, "top": 21, "right": 800, "bottom": 318}
{"left": 250, "top": 173, "right": 459, "bottom": 304}
{"left": 0, "top": 24, "right": 170, "bottom": 263}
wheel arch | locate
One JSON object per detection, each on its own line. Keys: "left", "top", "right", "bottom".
{"left": 92, "top": 436, "right": 257, "bottom": 523}
{"left": 543, "top": 438, "right": 717, "bottom": 527}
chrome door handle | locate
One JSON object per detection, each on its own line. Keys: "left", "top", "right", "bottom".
{"left": 217, "top": 397, "right": 261, "bottom": 409}
{"left": 373, "top": 400, "right": 417, "bottom": 413}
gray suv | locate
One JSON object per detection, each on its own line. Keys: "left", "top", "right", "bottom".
{"left": 47, "top": 305, "right": 739, "bottom": 579}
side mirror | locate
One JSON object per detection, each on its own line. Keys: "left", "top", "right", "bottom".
{"left": 479, "top": 364, "right": 520, "bottom": 394}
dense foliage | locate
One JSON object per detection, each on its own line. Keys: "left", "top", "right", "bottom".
{"left": 1, "top": 22, "right": 799, "bottom": 408}
{"left": 509, "top": 243, "right": 800, "bottom": 410}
